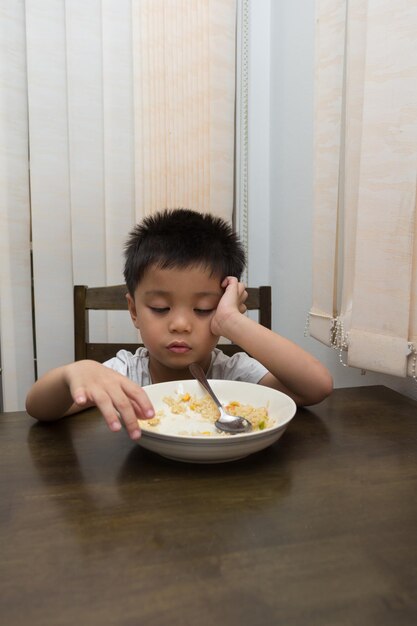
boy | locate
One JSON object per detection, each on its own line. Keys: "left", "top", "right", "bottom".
{"left": 26, "top": 209, "right": 333, "bottom": 439}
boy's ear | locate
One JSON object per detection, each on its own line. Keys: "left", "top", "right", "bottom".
{"left": 126, "top": 293, "right": 140, "bottom": 329}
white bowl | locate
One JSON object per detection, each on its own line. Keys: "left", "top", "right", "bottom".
{"left": 136, "top": 380, "right": 297, "bottom": 463}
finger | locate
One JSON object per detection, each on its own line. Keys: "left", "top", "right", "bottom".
{"left": 123, "top": 384, "right": 155, "bottom": 420}
{"left": 71, "top": 386, "right": 89, "bottom": 407}
{"left": 110, "top": 395, "right": 142, "bottom": 439}
{"left": 239, "top": 286, "right": 248, "bottom": 302}
{"left": 91, "top": 387, "right": 141, "bottom": 439}
{"left": 239, "top": 304, "right": 247, "bottom": 314}
{"left": 221, "top": 275, "right": 238, "bottom": 289}
{"left": 131, "top": 398, "right": 155, "bottom": 420}
{"left": 90, "top": 390, "right": 124, "bottom": 434}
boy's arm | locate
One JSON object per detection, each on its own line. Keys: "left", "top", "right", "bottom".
{"left": 211, "top": 277, "right": 333, "bottom": 406}
{"left": 25, "top": 360, "right": 155, "bottom": 439}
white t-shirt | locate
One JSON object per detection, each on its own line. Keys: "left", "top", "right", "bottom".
{"left": 103, "top": 347, "right": 268, "bottom": 387}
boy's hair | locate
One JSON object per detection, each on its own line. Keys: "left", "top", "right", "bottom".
{"left": 124, "top": 208, "right": 246, "bottom": 295}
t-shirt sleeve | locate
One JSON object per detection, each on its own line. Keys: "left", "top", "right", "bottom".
{"left": 209, "top": 349, "right": 268, "bottom": 384}
{"left": 101, "top": 348, "right": 151, "bottom": 386}
{"left": 102, "top": 350, "right": 130, "bottom": 376}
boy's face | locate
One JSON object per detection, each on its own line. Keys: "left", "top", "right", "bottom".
{"left": 127, "top": 264, "right": 223, "bottom": 382}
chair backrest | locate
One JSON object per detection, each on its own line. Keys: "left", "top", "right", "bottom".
{"left": 74, "top": 284, "right": 271, "bottom": 362}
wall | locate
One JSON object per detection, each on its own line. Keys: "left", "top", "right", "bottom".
{"left": 248, "top": 0, "right": 417, "bottom": 400}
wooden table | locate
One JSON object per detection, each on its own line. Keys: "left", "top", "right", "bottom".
{"left": 1, "top": 386, "right": 417, "bottom": 625}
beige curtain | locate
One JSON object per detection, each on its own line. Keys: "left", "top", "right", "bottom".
{"left": 309, "top": 0, "right": 417, "bottom": 380}
{"left": 0, "top": 0, "right": 35, "bottom": 410}
{"left": 1, "top": 0, "right": 237, "bottom": 408}
{"left": 132, "top": 0, "right": 236, "bottom": 218}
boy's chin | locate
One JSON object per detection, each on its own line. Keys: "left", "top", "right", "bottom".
{"left": 164, "top": 354, "right": 210, "bottom": 370}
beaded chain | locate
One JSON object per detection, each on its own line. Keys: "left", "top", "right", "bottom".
{"left": 235, "top": 0, "right": 249, "bottom": 286}
{"left": 304, "top": 313, "right": 348, "bottom": 367}
{"left": 306, "top": 313, "right": 417, "bottom": 383}
{"left": 303, "top": 313, "right": 310, "bottom": 338}
{"left": 408, "top": 343, "right": 417, "bottom": 383}
{"left": 330, "top": 317, "right": 349, "bottom": 367}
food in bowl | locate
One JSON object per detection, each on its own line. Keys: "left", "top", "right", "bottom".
{"left": 141, "top": 389, "right": 272, "bottom": 436}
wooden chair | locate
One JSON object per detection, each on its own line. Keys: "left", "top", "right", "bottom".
{"left": 74, "top": 284, "right": 271, "bottom": 362}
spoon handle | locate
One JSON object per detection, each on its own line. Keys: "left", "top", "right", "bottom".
{"left": 188, "top": 363, "right": 222, "bottom": 410}
{"left": 189, "top": 362, "right": 252, "bottom": 434}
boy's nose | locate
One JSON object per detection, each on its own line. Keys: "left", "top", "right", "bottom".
{"left": 168, "top": 311, "right": 192, "bottom": 333}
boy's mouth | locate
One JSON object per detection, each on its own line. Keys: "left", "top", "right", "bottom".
{"left": 167, "top": 342, "right": 191, "bottom": 354}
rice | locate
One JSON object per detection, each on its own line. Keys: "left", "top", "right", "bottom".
{"left": 162, "top": 392, "right": 271, "bottom": 431}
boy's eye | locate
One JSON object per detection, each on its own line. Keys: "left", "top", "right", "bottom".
{"left": 194, "top": 308, "right": 214, "bottom": 316}
{"left": 149, "top": 306, "right": 169, "bottom": 314}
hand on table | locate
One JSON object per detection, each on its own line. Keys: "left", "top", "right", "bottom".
{"left": 66, "top": 360, "right": 154, "bottom": 439}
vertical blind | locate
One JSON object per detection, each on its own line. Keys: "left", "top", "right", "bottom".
{"left": 309, "top": 0, "right": 417, "bottom": 380}
{"left": 1, "top": 0, "right": 237, "bottom": 409}
{"left": 0, "top": 0, "right": 35, "bottom": 411}
{"left": 132, "top": 0, "right": 236, "bottom": 216}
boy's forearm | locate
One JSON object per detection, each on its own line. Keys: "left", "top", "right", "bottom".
{"left": 26, "top": 365, "right": 75, "bottom": 420}
{"left": 220, "top": 314, "right": 333, "bottom": 405}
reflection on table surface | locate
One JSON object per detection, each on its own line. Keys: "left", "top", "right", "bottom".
{"left": 1, "top": 385, "right": 417, "bottom": 626}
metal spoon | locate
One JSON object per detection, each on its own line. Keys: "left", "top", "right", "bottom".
{"left": 188, "top": 363, "right": 252, "bottom": 434}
